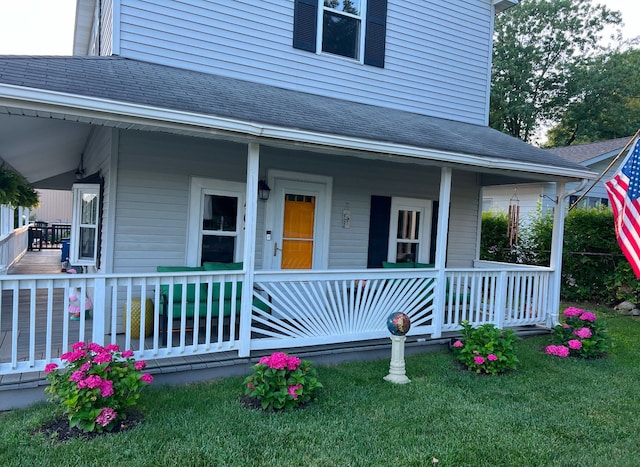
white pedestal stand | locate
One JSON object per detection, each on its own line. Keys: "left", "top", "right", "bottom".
{"left": 383, "top": 335, "right": 410, "bottom": 384}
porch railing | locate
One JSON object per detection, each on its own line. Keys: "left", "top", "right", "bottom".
{"left": 0, "top": 226, "right": 28, "bottom": 273}
{"left": 0, "top": 266, "right": 553, "bottom": 376}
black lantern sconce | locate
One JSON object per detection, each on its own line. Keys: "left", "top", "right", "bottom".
{"left": 258, "top": 180, "right": 271, "bottom": 201}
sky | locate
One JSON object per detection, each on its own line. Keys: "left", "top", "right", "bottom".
{"left": 0, "top": 0, "right": 637, "bottom": 55}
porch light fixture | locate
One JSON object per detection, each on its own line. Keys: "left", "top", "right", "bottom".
{"left": 75, "top": 153, "right": 85, "bottom": 181}
{"left": 258, "top": 180, "right": 271, "bottom": 201}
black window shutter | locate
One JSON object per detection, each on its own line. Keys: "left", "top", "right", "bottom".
{"left": 364, "top": 0, "right": 387, "bottom": 68}
{"left": 430, "top": 201, "right": 439, "bottom": 264}
{"left": 367, "top": 195, "right": 392, "bottom": 268}
{"left": 293, "top": 0, "right": 318, "bottom": 53}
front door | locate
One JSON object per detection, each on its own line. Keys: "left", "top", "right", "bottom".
{"left": 281, "top": 193, "right": 316, "bottom": 269}
{"left": 268, "top": 172, "right": 331, "bottom": 270}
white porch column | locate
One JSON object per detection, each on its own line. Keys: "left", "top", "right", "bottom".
{"left": 239, "top": 142, "right": 260, "bottom": 357}
{"left": 432, "top": 167, "right": 452, "bottom": 338}
{"left": 91, "top": 277, "right": 107, "bottom": 345}
{"left": 548, "top": 181, "right": 567, "bottom": 327}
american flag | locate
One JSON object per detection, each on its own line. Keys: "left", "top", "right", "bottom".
{"left": 605, "top": 137, "right": 640, "bottom": 278}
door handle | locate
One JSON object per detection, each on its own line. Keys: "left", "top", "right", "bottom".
{"left": 274, "top": 242, "right": 282, "bottom": 257}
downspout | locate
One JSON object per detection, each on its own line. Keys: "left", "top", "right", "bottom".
{"left": 548, "top": 178, "right": 589, "bottom": 326}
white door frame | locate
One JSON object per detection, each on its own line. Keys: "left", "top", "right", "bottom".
{"left": 262, "top": 170, "right": 332, "bottom": 270}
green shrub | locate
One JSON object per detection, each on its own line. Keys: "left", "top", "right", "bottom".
{"left": 480, "top": 203, "right": 637, "bottom": 305}
{"left": 546, "top": 307, "right": 611, "bottom": 359}
{"left": 243, "top": 352, "right": 322, "bottom": 411}
{"left": 450, "top": 321, "right": 519, "bottom": 375}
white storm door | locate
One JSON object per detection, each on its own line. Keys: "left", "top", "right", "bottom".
{"left": 268, "top": 173, "right": 331, "bottom": 270}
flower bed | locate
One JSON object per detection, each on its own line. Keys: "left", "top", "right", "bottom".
{"left": 546, "top": 307, "right": 611, "bottom": 358}
{"left": 450, "top": 321, "right": 518, "bottom": 375}
{"left": 243, "top": 352, "right": 322, "bottom": 411}
{"left": 45, "top": 342, "right": 153, "bottom": 433}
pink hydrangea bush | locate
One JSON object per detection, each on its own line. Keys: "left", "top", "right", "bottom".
{"left": 243, "top": 352, "right": 322, "bottom": 411}
{"left": 545, "top": 307, "right": 611, "bottom": 359}
{"left": 450, "top": 321, "right": 519, "bottom": 375}
{"left": 45, "top": 342, "right": 153, "bottom": 433}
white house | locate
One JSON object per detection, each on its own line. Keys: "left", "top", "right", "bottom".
{"left": 482, "top": 136, "right": 632, "bottom": 221}
{"left": 0, "top": 0, "right": 595, "bottom": 382}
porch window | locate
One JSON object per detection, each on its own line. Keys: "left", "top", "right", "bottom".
{"left": 293, "top": 0, "right": 387, "bottom": 67}
{"left": 187, "top": 178, "right": 245, "bottom": 266}
{"left": 70, "top": 183, "right": 100, "bottom": 267}
{"left": 388, "top": 197, "right": 433, "bottom": 264}
{"left": 201, "top": 194, "right": 239, "bottom": 264}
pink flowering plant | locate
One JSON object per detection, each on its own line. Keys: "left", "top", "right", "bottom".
{"left": 44, "top": 341, "right": 153, "bottom": 433}
{"left": 545, "top": 307, "right": 611, "bottom": 359}
{"left": 243, "top": 352, "right": 322, "bottom": 411}
{"left": 451, "top": 321, "right": 518, "bottom": 375}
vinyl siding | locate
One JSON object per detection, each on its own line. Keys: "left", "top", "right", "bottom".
{"left": 447, "top": 171, "right": 481, "bottom": 268}
{"left": 32, "top": 190, "right": 72, "bottom": 224}
{"left": 115, "top": 0, "right": 493, "bottom": 125}
{"left": 113, "top": 131, "right": 247, "bottom": 273}
{"left": 100, "top": 0, "right": 114, "bottom": 55}
{"left": 82, "top": 126, "right": 113, "bottom": 273}
{"left": 110, "top": 133, "right": 482, "bottom": 273}
{"left": 482, "top": 183, "right": 549, "bottom": 222}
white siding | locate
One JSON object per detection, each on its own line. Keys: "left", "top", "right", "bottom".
{"left": 32, "top": 190, "right": 72, "bottom": 224}
{"left": 116, "top": 0, "right": 493, "bottom": 125}
{"left": 447, "top": 171, "right": 480, "bottom": 267}
{"left": 100, "top": 0, "right": 114, "bottom": 55}
{"left": 482, "top": 183, "right": 551, "bottom": 222}
{"left": 82, "top": 127, "right": 113, "bottom": 273}
{"left": 111, "top": 132, "right": 483, "bottom": 273}
{"left": 113, "top": 131, "right": 247, "bottom": 273}
{"left": 259, "top": 146, "right": 443, "bottom": 269}
{"left": 569, "top": 158, "right": 621, "bottom": 202}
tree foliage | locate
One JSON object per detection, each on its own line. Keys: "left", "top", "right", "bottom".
{"left": 0, "top": 165, "right": 39, "bottom": 208}
{"left": 546, "top": 48, "right": 640, "bottom": 146}
{"left": 490, "top": 0, "right": 621, "bottom": 142}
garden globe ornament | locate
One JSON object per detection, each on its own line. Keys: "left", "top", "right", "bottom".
{"left": 384, "top": 312, "right": 411, "bottom": 384}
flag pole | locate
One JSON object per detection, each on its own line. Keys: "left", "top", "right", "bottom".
{"left": 568, "top": 129, "right": 640, "bottom": 211}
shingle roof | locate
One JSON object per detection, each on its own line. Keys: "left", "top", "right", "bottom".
{"left": 545, "top": 136, "right": 632, "bottom": 164}
{"left": 0, "top": 56, "right": 586, "bottom": 171}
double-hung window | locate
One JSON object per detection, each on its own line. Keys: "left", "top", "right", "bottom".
{"left": 293, "top": 0, "right": 388, "bottom": 68}
{"left": 70, "top": 183, "right": 100, "bottom": 267}
{"left": 187, "top": 178, "right": 245, "bottom": 266}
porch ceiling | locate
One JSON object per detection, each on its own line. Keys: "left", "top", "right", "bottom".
{"left": 0, "top": 113, "right": 91, "bottom": 188}
{"left": 0, "top": 56, "right": 597, "bottom": 186}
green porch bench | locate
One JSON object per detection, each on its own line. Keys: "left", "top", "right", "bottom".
{"left": 157, "top": 262, "right": 270, "bottom": 344}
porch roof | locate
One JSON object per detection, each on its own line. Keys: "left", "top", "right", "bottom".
{"left": 0, "top": 56, "right": 594, "bottom": 185}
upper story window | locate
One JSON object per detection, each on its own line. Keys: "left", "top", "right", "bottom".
{"left": 293, "top": 0, "right": 387, "bottom": 68}
{"left": 322, "top": 1, "right": 362, "bottom": 60}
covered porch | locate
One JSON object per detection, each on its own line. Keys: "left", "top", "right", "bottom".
{"left": 1, "top": 248, "right": 555, "bottom": 381}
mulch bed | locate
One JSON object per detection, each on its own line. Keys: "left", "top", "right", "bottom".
{"left": 35, "top": 412, "right": 144, "bottom": 443}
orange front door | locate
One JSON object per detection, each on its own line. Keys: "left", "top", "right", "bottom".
{"left": 281, "top": 193, "right": 316, "bottom": 269}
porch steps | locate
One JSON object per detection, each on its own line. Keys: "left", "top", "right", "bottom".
{"left": 0, "top": 326, "right": 550, "bottom": 411}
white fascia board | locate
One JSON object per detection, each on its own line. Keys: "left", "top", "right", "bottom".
{"left": 0, "top": 83, "right": 596, "bottom": 181}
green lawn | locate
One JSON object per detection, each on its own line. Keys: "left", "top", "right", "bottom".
{"left": 2, "top": 306, "right": 640, "bottom": 466}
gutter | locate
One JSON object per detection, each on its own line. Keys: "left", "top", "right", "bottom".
{"left": 0, "top": 83, "right": 595, "bottom": 181}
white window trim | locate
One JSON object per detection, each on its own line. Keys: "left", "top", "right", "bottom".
{"left": 316, "top": 0, "right": 368, "bottom": 63}
{"left": 186, "top": 177, "right": 246, "bottom": 266}
{"left": 70, "top": 183, "right": 100, "bottom": 267}
{"left": 387, "top": 197, "right": 433, "bottom": 264}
